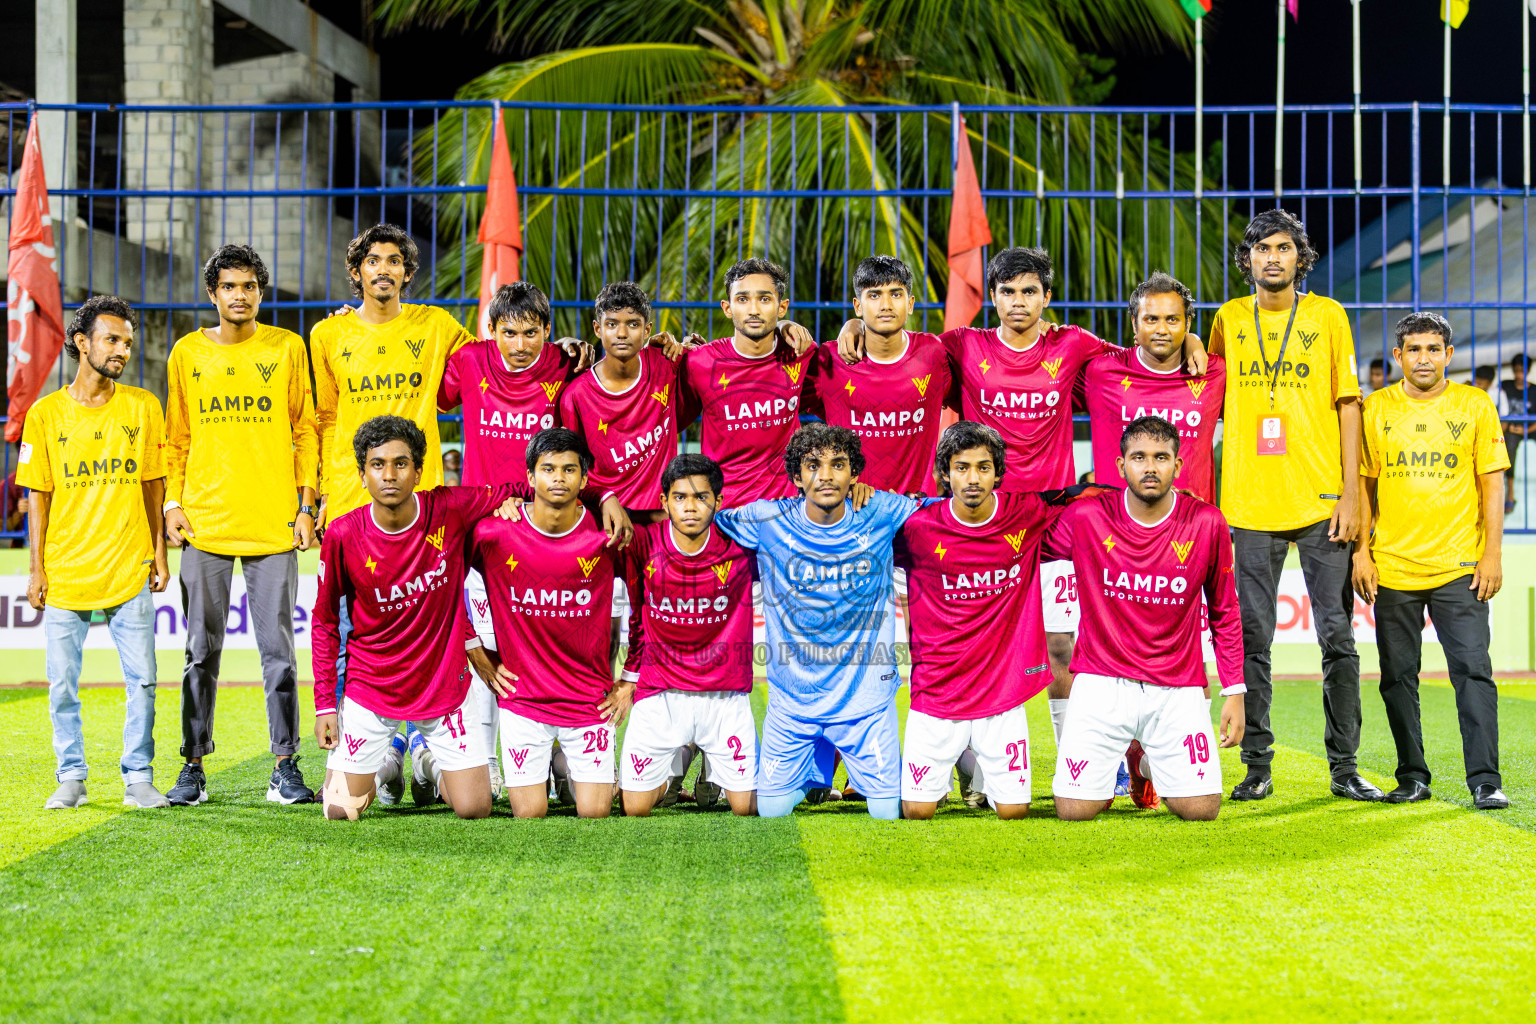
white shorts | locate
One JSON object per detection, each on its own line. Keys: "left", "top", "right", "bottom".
{"left": 901, "top": 704, "right": 1032, "bottom": 805}
{"left": 327, "top": 692, "right": 487, "bottom": 775}
{"left": 612, "top": 578, "right": 628, "bottom": 618}
{"left": 620, "top": 689, "right": 757, "bottom": 793}
{"left": 499, "top": 708, "right": 616, "bottom": 786}
{"left": 1052, "top": 673, "right": 1221, "bottom": 801}
{"left": 465, "top": 569, "right": 496, "bottom": 652}
{"left": 1041, "top": 559, "right": 1079, "bottom": 634}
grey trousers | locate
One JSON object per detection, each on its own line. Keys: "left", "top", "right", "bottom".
{"left": 179, "top": 546, "right": 301, "bottom": 758}
{"left": 1232, "top": 520, "right": 1362, "bottom": 778}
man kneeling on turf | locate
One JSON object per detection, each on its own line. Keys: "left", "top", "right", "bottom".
{"left": 1045, "top": 416, "right": 1245, "bottom": 821}
{"left": 619, "top": 454, "right": 758, "bottom": 816}
{"left": 714, "top": 424, "right": 922, "bottom": 819}
{"left": 469, "top": 429, "right": 632, "bottom": 819}
{"left": 313, "top": 415, "right": 521, "bottom": 820}
{"left": 897, "top": 422, "right": 1073, "bottom": 820}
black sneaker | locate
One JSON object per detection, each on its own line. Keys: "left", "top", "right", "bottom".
{"left": 267, "top": 756, "right": 315, "bottom": 805}
{"left": 167, "top": 763, "right": 208, "bottom": 806}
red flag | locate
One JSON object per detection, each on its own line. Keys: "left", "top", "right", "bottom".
{"left": 475, "top": 106, "right": 524, "bottom": 338}
{"left": 943, "top": 115, "right": 992, "bottom": 333}
{"left": 6, "top": 117, "right": 65, "bottom": 443}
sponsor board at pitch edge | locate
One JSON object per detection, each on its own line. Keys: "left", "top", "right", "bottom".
{"left": 0, "top": 574, "right": 319, "bottom": 649}
{"left": 0, "top": 568, "right": 1437, "bottom": 652}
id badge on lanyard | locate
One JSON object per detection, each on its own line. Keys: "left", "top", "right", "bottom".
{"left": 1253, "top": 296, "right": 1299, "bottom": 457}
{"left": 1257, "top": 412, "right": 1287, "bottom": 455}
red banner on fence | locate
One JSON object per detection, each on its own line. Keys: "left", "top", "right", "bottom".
{"left": 475, "top": 106, "right": 524, "bottom": 339}
{"left": 6, "top": 117, "right": 65, "bottom": 442}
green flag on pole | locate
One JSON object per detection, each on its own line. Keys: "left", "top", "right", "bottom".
{"left": 1179, "top": 0, "right": 1211, "bottom": 18}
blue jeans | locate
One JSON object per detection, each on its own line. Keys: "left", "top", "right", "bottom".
{"left": 334, "top": 595, "right": 351, "bottom": 704}
{"left": 45, "top": 583, "right": 159, "bottom": 785}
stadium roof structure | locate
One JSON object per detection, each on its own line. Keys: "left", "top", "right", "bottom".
{"left": 1317, "top": 185, "right": 1536, "bottom": 378}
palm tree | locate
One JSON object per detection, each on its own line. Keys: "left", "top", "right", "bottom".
{"left": 377, "top": 0, "right": 1232, "bottom": 340}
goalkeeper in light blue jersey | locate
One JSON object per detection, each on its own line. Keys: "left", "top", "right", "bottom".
{"left": 715, "top": 423, "right": 921, "bottom": 819}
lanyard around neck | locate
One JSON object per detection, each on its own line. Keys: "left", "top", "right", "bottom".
{"left": 1253, "top": 294, "right": 1300, "bottom": 409}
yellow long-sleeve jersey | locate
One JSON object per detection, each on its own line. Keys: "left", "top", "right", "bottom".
{"left": 310, "top": 304, "right": 473, "bottom": 518}
{"left": 165, "top": 324, "right": 319, "bottom": 556}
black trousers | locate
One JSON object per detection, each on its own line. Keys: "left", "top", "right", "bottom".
{"left": 1376, "top": 578, "right": 1501, "bottom": 790}
{"left": 1233, "top": 521, "right": 1362, "bottom": 778}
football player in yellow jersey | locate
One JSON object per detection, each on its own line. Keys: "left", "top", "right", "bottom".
{"left": 1208, "top": 209, "right": 1381, "bottom": 804}
{"left": 1353, "top": 313, "right": 1510, "bottom": 811}
{"left": 311, "top": 224, "right": 476, "bottom": 527}
{"left": 19, "top": 296, "right": 171, "bottom": 811}
{"left": 162, "top": 245, "right": 319, "bottom": 809}
{"left": 309, "top": 224, "right": 476, "bottom": 799}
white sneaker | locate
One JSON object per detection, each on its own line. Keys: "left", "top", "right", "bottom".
{"left": 488, "top": 755, "right": 505, "bottom": 805}
{"left": 123, "top": 782, "right": 171, "bottom": 808}
{"left": 410, "top": 746, "right": 440, "bottom": 806}
{"left": 375, "top": 742, "right": 406, "bottom": 806}
{"left": 45, "top": 780, "right": 88, "bottom": 809}
{"left": 551, "top": 764, "right": 576, "bottom": 806}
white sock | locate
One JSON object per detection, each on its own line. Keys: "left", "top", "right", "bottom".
{"left": 1049, "top": 699, "right": 1070, "bottom": 745}
{"left": 470, "top": 675, "right": 499, "bottom": 762}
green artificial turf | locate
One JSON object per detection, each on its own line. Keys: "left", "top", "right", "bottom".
{"left": 2, "top": 680, "right": 1535, "bottom": 1023}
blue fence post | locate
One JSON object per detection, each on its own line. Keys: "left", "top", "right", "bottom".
{"left": 1411, "top": 102, "right": 1422, "bottom": 315}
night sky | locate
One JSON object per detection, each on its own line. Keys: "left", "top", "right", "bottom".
{"left": 378, "top": 1, "right": 1530, "bottom": 110}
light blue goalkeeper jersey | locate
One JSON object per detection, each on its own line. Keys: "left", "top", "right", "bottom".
{"left": 715, "top": 490, "right": 921, "bottom": 722}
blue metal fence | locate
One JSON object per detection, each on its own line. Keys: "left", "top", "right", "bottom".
{"left": 1, "top": 99, "right": 1534, "bottom": 532}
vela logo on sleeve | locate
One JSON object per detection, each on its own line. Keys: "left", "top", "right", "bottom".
{"left": 651, "top": 383, "right": 672, "bottom": 405}
{"left": 425, "top": 526, "right": 445, "bottom": 551}
{"left": 1041, "top": 358, "right": 1063, "bottom": 379}
{"left": 911, "top": 374, "right": 932, "bottom": 398}
{"left": 1170, "top": 539, "right": 1194, "bottom": 564}
{"left": 540, "top": 382, "right": 563, "bottom": 402}
{"left": 1004, "top": 530, "right": 1027, "bottom": 554}
{"left": 576, "top": 556, "right": 602, "bottom": 577}
{"left": 1186, "top": 379, "right": 1209, "bottom": 401}
{"left": 404, "top": 337, "right": 427, "bottom": 359}
{"left": 712, "top": 560, "right": 734, "bottom": 585}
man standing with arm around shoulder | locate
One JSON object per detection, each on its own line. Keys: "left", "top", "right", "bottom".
{"left": 23, "top": 296, "right": 171, "bottom": 810}
{"left": 1353, "top": 313, "right": 1510, "bottom": 810}
{"left": 1207, "top": 209, "right": 1379, "bottom": 803}
{"left": 162, "top": 245, "right": 319, "bottom": 807}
